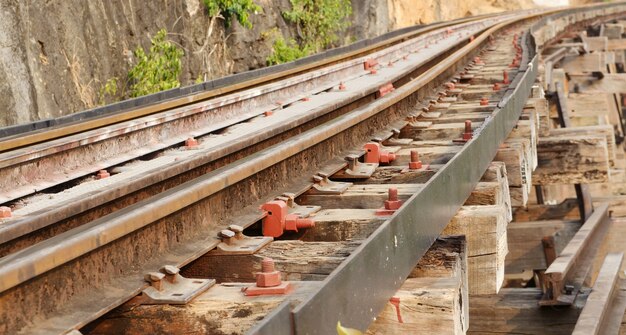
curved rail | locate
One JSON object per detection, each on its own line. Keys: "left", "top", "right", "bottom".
{"left": 0, "top": 15, "right": 497, "bottom": 152}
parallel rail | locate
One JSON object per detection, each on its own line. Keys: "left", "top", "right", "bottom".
{"left": 0, "top": 3, "right": 625, "bottom": 335}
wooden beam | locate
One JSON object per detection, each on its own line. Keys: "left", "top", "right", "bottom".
{"left": 182, "top": 240, "right": 359, "bottom": 282}
{"left": 468, "top": 288, "right": 588, "bottom": 335}
{"left": 572, "top": 253, "right": 626, "bottom": 335}
{"left": 83, "top": 281, "right": 321, "bottom": 335}
{"left": 534, "top": 135, "right": 610, "bottom": 185}
{"left": 506, "top": 220, "right": 581, "bottom": 274}
{"left": 569, "top": 74, "right": 626, "bottom": 94}
{"left": 368, "top": 237, "right": 469, "bottom": 334}
{"left": 541, "top": 203, "right": 611, "bottom": 305}
{"left": 442, "top": 205, "right": 508, "bottom": 295}
{"left": 512, "top": 198, "right": 580, "bottom": 221}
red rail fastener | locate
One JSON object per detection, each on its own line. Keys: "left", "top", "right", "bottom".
{"left": 503, "top": 70, "right": 510, "bottom": 85}
{"left": 409, "top": 150, "right": 422, "bottom": 170}
{"left": 376, "top": 83, "right": 395, "bottom": 98}
{"left": 480, "top": 97, "right": 489, "bottom": 106}
{"left": 470, "top": 35, "right": 475, "bottom": 42}
{"left": 301, "top": 97, "right": 310, "bottom": 102}
{"left": 493, "top": 82, "right": 501, "bottom": 91}
{"left": 445, "top": 82, "right": 455, "bottom": 90}
{"left": 375, "top": 188, "right": 403, "bottom": 216}
{"left": 339, "top": 82, "right": 346, "bottom": 90}
{"left": 364, "top": 58, "right": 379, "bottom": 70}
{"left": 185, "top": 137, "right": 199, "bottom": 149}
{"left": 388, "top": 60, "right": 394, "bottom": 67}
{"left": 96, "top": 170, "right": 110, "bottom": 180}
{"left": 242, "top": 258, "right": 293, "bottom": 296}
{"left": 463, "top": 120, "right": 473, "bottom": 141}
{"left": 389, "top": 297, "right": 404, "bottom": 323}
{"left": 364, "top": 142, "right": 396, "bottom": 164}
{"left": 261, "top": 200, "right": 315, "bottom": 237}
{"left": 264, "top": 111, "right": 274, "bottom": 117}
{"left": 0, "top": 206, "right": 11, "bottom": 219}
{"left": 370, "top": 68, "right": 378, "bottom": 75}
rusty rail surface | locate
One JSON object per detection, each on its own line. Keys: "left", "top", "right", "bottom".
{"left": 0, "top": 3, "right": 625, "bottom": 335}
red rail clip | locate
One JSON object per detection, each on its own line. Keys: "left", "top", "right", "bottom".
{"left": 339, "top": 82, "right": 346, "bottom": 90}
{"left": 96, "top": 170, "right": 110, "bottom": 180}
{"left": 185, "top": 137, "right": 199, "bottom": 149}
{"left": 462, "top": 120, "right": 473, "bottom": 141}
{"left": 480, "top": 97, "right": 489, "bottom": 106}
{"left": 364, "top": 59, "right": 379, "bottom": 71}
{"left": 242, "top": 258, "right": 293, "bottom": 296}
{"left": 261, "top": 200, "right": 315, "bottom": 237}
{"left": 364, "top": 142, "right": 396, "bottom": 164}
{"left": 376, "top": 83, "right": 395, "bottom": 98}
{"left": 503, "top": 70, "right": 510, "bottom": 85}
{"left": 0, "top": 206, "right": 11, "bottom": 219}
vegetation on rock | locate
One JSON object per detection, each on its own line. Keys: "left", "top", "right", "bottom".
{"left": 267, "top": 0, "right": 352, "bottom": 65}
{"left": 203, "top": 0, "right": 261, "bottom": 28}
{"left": 128, "top": 29, "right": 184, "bottom": 98}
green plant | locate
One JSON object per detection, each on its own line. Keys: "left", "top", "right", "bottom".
{"left": 98, "top": 77, "right": 119, "bottom": 105}
{"left": 267, "top": 37, "right": 309, "bottom": 65}
{"left": 283, "top": 0, "right": 352, "bottom": 53}
{"left": 203, "top": 0, "right": 261, "bottom": 28}
{"left": 128, "top": 29, "right": 183, "bottom": 98}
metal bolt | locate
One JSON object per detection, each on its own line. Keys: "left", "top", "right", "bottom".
{"left": 145, "top": 272, "right": 165, "bottom": 291}
{"left": 388, "top": 188, "right": 398, "bottom": 202}
{"left": 480, "top": 97, "right": 489, "bottom": 106}
{"left": 463, "top": 120, "right": 473, "bottom": 141}
{"left": 565, "top": 285, "right": 574, "bottom": 295}
{"left": 185, "top": 137, "right": 198, "bottom": 149}
{"left": 96, "top": 170, "right": 110, "bottom": 180}
{"left": 262, "top": 258, "right": 275, "bottom": 273}
{"left": 339, "top": 82, "right": 346, "bottom": 90}
{"left": 219, "top": 229, "right": 236, "bottom": 244}
{"left": 228, "top": 224, "right": 244, "bottom": 239}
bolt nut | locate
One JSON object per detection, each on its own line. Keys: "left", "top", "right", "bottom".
{"left": 161, "top": 265, "right": 180, "bottom": 276}
{"left": 220, "top": 229, "right": 236, "bottom": 244}
{"left": 564, "top": 285, "right": 575, "bottom": 295}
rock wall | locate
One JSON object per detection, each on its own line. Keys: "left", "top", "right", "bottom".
{"left": 0, "top": 0, "right": 542, "bottom": 127}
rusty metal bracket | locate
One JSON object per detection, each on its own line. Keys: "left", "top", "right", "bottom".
{"left": 142, "top": 265, "right": 215, "bottom": 305}
{"left": 333, "top": 154, "right": 378, "bottom": 179}
{"left": 309, "top": 173, "right": 352, "bottom": 195}
{"left": 210, "top": 225, "right": 273, "bottom": 256}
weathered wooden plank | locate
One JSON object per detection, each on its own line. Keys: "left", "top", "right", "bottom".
{"left": 84, "top": 281, "right": 321, "bottom": 335}
{"left": 298, "top": 184, "right": 422, "bottom": 209}
{"left": 468, "top": 288, "right": 588, "bottom": 335}
{"left": 400, "top": 122, "right": 482, "bottom": 141}
{"left": 542, "top": 203, "right": 611, "bottom": 305}
{"left": 368, "top": 237, "right": 468, "bottom": 335}
{"left": 569, "top": 74, "right": 626, "bottom": 94}
{"left": 548, "top": 125, "right": 616, "bottom": 166}
{"left": 442, "top": 205, "right": 508, "bottom": 294}
{"left": 301, "top": 209, "right": 385, "bottom": 241}
{"left": 600, "top": 24, "right": 624, "bottom": 39}
{"left": 581, "top": 36, "right": 608, "bottom": 52}
{"left": 512, "top": 198, "right": 580, "bottom": 222}
{"left": 182, "top": 240, "right": 359, "bottom": 282}
{"left": 392, "top": 146, "right": 461, "bottom": 165}
{"left": 534, "top": 135, "right": 610, "bottom": 185}
{"left": 572, "top": 253, "right": 625, "bottom": 335}
{"left": 607, "top": 38, "right": 626, "bottom": 50}
{"left": 561, "top": 53, "right": 606, "bottom": 73}
{"left": 506, "top": 220, "right": 581, "bottom": 274}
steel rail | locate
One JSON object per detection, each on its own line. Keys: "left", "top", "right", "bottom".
{"left": 1, "top": 3, "right": 624, "bottom": 334}
{"left": 0, "top": 12, "right": 516, "bottom": 292}
{"left": 253, "top": 3, "right": 626, "bottom": 334}
{"left": 0, "top": 15, "right": 497, "bottom": 152}
{"left": 0, "top": 15, "right": 502, "bottom": 249}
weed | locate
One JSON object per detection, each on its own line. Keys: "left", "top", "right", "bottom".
{"left": 203, "top": 0, "right": 261, "bottom": 28}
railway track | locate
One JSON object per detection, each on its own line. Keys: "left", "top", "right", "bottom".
{"left": 1, "top": 3, "right": 626, "bottom": 335}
